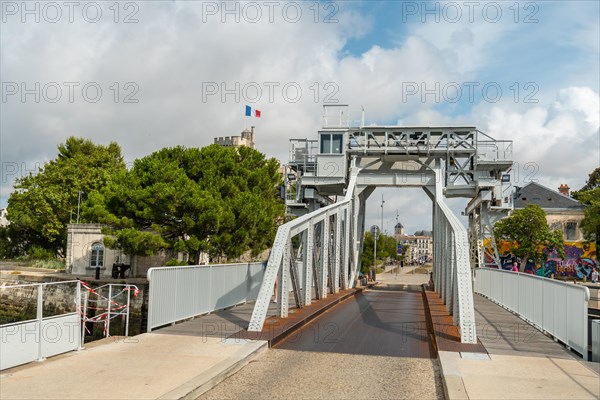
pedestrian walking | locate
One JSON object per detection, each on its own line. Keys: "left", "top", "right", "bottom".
{"left": 591, "top": 267, "right": 599, "bottom": 283}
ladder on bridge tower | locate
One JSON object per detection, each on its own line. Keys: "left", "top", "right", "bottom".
{"left": 248, "top": 105, "right": 514, "bottom": 344}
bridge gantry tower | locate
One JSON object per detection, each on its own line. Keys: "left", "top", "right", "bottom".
{"left": 248, "top": 105, "right": 513, "bottom": 343}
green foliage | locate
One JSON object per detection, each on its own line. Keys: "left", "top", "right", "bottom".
{"left": 493, "top": 204, "right": 565, "bottom": 271}
{"left": 360, "top": 231, "right": 398, "bottom": 274}
{"left": 5, "top": 137, "right": 126, "bottom": 257}
{"left": 572, "top": 168, "right": 600, "bottom": 245}
{"left": 26, "top": 246, "right": 56, "bottom": 260}
{"left": 86, "top": 144, "right": 284, "bottom": 260}
{"left": 165, "top": 258, "right": 189, "bottom": 266}
{"left": 30, "top": 258, "right": 65, "bottom": 270}
{"left": 571, "top": 167, "right": 600, "bottom": 199}
{"left": 400, "top": 244, "right": 411, "bottom": 263}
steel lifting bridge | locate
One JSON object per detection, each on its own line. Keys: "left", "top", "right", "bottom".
{"left": 249, "top": 105, "right": 513, "bottom": 343}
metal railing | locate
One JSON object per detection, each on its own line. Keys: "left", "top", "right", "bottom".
{"left": 146, "top": 262, "right": 265, "bottom": 332}
{"left": 476, "top": 140, "right": 513, "bottom": 162}
{"left": 0, "top": 280, "right": 82, "bottom": 370}
{"left": 80, "top": 282, "right": 139, "bottom": 339}
{"left": 474, "top": 267, "right": 590, "bottom": 359}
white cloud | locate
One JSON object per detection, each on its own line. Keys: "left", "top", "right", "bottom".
{"left": 481, "top": 87, "right": 600, "bottom": 191}
{"left": 1, "top": 1, "right": 598, "bottom": 236}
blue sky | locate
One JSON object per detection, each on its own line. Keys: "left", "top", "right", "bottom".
{"left": 1, "top": 0, "right": 599, "bottom": 234}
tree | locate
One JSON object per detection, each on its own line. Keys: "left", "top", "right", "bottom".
{"left": 571, "top": 167, "right": 600, "bottom": 199}
{"left": 5, "top": 137, "right": 126, "bottom": 257}
{"left": 572, "top": 168, "right": 600, "bottom": 246}
{"left": 85, "top": 144, "right": 284, "bottom": 261}
{"left": 360, "top": 232, "right": 397, "bottom": 273}
{"left": 493, "top": 204, "right": 565, "bottom": 271}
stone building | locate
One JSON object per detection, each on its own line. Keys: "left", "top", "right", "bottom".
{"left": 513, "top": 182, "right": 585, "bottom": 241}
{"left": 394, "top": 223, "right": 433, "bottom": 264}
{"left": 214, "top": 127, "right": 255, "bottom": 149}
{"left": 66, "top": 224, "right": 207, "bottom": 278}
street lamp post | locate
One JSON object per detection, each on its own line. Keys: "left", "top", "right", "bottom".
{"left": 396, "top": 210, "right": 399, "bottom": 276}
{"left": 378, "top": 194, "right": 384, "bottom": 278}
{"left": 370, "top": 225, "right": 379, "bottom": 282}
{"left": 76, "top": 191, "right": 83, "bottom": 224}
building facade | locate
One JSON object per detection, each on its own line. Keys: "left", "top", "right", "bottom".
{"left": 513, "top": 182, "right": 585, "bottom": 241}
{"left": 394, "top": 223, "right": 433, "bottom": 264}
{"left": 66, "top": 224, "right": 207, "bottom": 278}
{"left": 214, "top": 127, "right": 255, "bottom": 149}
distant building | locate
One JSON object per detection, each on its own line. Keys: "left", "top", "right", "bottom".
{"left": 214, "top": 127, "right": 255, "bottom": 149}
{"left": 513, "top": 182, "right": 585, "bottom": 241}
{"left": 0, "top": 208, "right": 8, "bottom": 227}
{"left": 394, "top": 223, "right": 433, "bottom": 263}
{"left": 66, "top": 224, "right": 208, "bottom": 278}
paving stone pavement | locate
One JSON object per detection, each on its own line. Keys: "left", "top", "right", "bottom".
{"left": 198, "top": 349, "right": 445, "bottom": 400}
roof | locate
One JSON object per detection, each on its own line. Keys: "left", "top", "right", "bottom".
{"left": 414, "top": 230, "right": 432, "bottom": 237}
{"left": 395, "top": 222, "right": 403, "bottom": 228}
{"left": 513, "top": 182, "right": 584, "bottom": 210}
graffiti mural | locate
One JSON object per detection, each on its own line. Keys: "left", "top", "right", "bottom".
{"left": 484, "top": 241, "right": 597, "bottom": 279}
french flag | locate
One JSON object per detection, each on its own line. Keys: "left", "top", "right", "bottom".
{"left": 245, "top": 105, "right": 261, "bottom": 118}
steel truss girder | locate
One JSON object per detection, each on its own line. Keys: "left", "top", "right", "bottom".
{"left": 431, "top": 159, "right": 477, "bottom": 343}
{"left": 248, "top": 168, "right": 361, "bottom": 332}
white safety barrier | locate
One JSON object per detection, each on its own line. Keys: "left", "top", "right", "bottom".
{"left": 0, "top": 280, "right": 82, "bottom": 370}
{"left": 474, "top": 267, "right": 590, "bottom": 359}
{"left": 592, "top": 320, "right": 600, "bottom": 362}
{"left": 146, "top": 262, "right": 265, "bottom": 332}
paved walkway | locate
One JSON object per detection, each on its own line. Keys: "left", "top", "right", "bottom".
{"left": 0, "top": 302, "right": 274, "bottom": 400}
{"left": 376, "top": 268, "right": 600, "bottom": 400}
{"left": 437, "top": 293, "right": 600, "bottom": 399}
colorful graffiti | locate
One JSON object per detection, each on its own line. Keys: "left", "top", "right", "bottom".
{"left": 484, "top": 241, "right": 597, "bottom": 279}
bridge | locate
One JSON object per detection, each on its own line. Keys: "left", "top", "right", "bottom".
{"left": 1, "top": 106, "right": 598, "bottom": 399}
{"left": 249, "top": 105, "right": 514, "bottom": 344}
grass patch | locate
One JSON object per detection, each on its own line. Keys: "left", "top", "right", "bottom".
{"left": 31, "top": 258, "right": 65, "bottom": 270}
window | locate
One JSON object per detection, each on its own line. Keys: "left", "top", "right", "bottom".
{"left": 565, "top": 222, "right": 577, "bottom": 241}
{"left": 320, "top": 133, "right": 343, "bottom": 154}
{"left": 90, "top": 242, "right": 104, "bottom": 268}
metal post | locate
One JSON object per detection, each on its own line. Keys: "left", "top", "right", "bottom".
{"left": 320, "top": 217, "right": 329, "bottom": 298}
{"left": 106, "top": 285, "right": 112, "bottom": 338}
{"left": 76, "top": 281, "right": 83, "bottom": 350}
{"left": 373, "top": 226, "right": 377, "bottom": 281}
{"left": 36, "top": 284, "right": 44, "bottom": 362}
{"left": 76, "top": 190, "right": 83, "bottom": 224}
{"left": 125, "top": 285, "right": 131, "bottom": 337}
{"left": 81, "top": 290, "right": 88, "bottom": 347}
{"left": 304, "top": 223, "right": 314, "bottom": 306}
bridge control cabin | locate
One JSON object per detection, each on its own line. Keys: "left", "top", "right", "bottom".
{"left": 284, "top": 105, "right": 513, "bottom": 227}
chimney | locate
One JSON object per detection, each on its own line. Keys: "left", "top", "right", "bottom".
{"left": 558, "top": 184, "right": 570, "bottom": 196}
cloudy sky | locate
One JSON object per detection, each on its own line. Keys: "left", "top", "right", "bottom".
{"left": 1, "top": 0, "right": 599, "bottom": 235}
